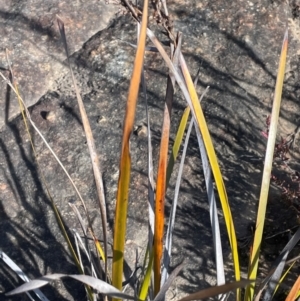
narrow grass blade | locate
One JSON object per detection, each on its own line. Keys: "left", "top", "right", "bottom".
{"left": 57, "top": 16, "right": 108, "bottom": 279}
{"left": 263, "top": 251, "right": 289, "bottom": 301}
{"left": 255, "top": 256, "right": 298, "bottom": 301}
{"left": 1, "top": 251, "right": 49, "bottom": 301}
{"left": 73, "top": 229, "right": 84, "bottom": 272}
{"left": 139, "top": 30, "right": 155, "bottom": 249}
{"left": 112, "top": 0, "right": 148, "bottom": 294}
{"left": 6, "top": 274, "right": 135, "bottom": 300}
{"left": 176, "top": 280, "right": 253, "bottom": 301}
{"left": 154, "top": 63, "right": 175, "bottom": 296}
{"left": 191, "top": 87, "right": 225, "bottom": 288}
{"left": 69, "top": 203, "right": 99, "bottom": 274}
{"left": 154, "top": 261, "right": 184, "bottom": 301}
{"left": 274, "top": 262, "right": 296, "bottom": 298}
{"left": 197, "top": 123, "right": 226, "bottom": 285}
{"left": 2, "top": 58, "right": 93, "bottom": 299}
{"left": 146, "top": 29, "right": 240, "bottom": 292}
{"left": 168, "top": 73, "right": 203, "bottom": 176}
{"left": 139, "top": 47, "right": 155, "bottom": 299}
{"left": 146, "top": 29, "right": 195, "bottom": 109}
{"left": 72, "top": 229, "right": 98, "bottom": 278}
{"left": 166, "top": 107, "right": 190, "bottom": 187}
{"left": 5, "top": 274, "right": 65, "bottom": 297}
{"left": 180, "top": 54, "right": 240, "bottom": 288}
{"left": 69, "top": 202, "right": 87, "bottom": 236}
{"left": 0, "top": 72, "right": 92, "bottom": 271}
{"left": 285, "top": 276, "right": 300, "bottom": 301}
{"left": 153, "top": 34, "right": 182, "bottom": 295}
{"left": 262, "top": 227, "right": 300, "bottom": 301}
{"left": 70, "top": 275, "right": 135, "bottom": 299}
{"left": 166, "top": 78, "right": 225, "bottom": 289}
{"left": 144, "top": 71, "right": 155, "bottom": 248}
{"left": 5, "top": 50, "right": 98, "bottom": 301}
{"left": 162, "top": 70, "right": 203, "bottom": 285}
{"left": 161, "top": 0, "right": 169, "bottom": 16}
{"left": 161, "top": 116, "right": 192, "bottom": 287}
{"left": 246, "top": 28, "right": 288, "bottom": 301}
{"left": 139, "top": 250, "right": 154, "bottom": 301}
{"left": 164, "top": 84, "right": 225, "bottom": 289}
{"left": 92, "top": 232, "right": 106, "bottom": 265}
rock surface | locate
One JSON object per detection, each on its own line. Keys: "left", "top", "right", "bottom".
{"left": 1, "top": 0, "right": 300, "bottom": 300}
{"left": 0, "top": 0, "right": 119, "bottom": 128}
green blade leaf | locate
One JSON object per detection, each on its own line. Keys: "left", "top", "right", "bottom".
{"left": 177, "top": 280, "right": 253, "bottom": 301}
{"left": 245, "top": 28, "right": 288, "bottom": 301}
{"left": 112, "top": 0, "right": 148, "bottom": 296}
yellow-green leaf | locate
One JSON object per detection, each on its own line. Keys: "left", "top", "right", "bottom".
{"left": 245, "top": 28, "right": 288, "bottom": 301}
{"left": 180, "top": 54, "right": 241, "bottom": 293}
{"left": 166, "top": 107, "right": 190, "bottom": 187}
{"left": 112, "top": 0, "right": 148, "bottom": 297}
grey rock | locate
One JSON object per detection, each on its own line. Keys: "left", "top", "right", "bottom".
{"left": 0, "top": 0, "right": 119, "bottom": 128}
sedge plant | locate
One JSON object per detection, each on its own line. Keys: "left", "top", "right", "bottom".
{"left": 3, "top": 1, "right": 300, "bottom": 301}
